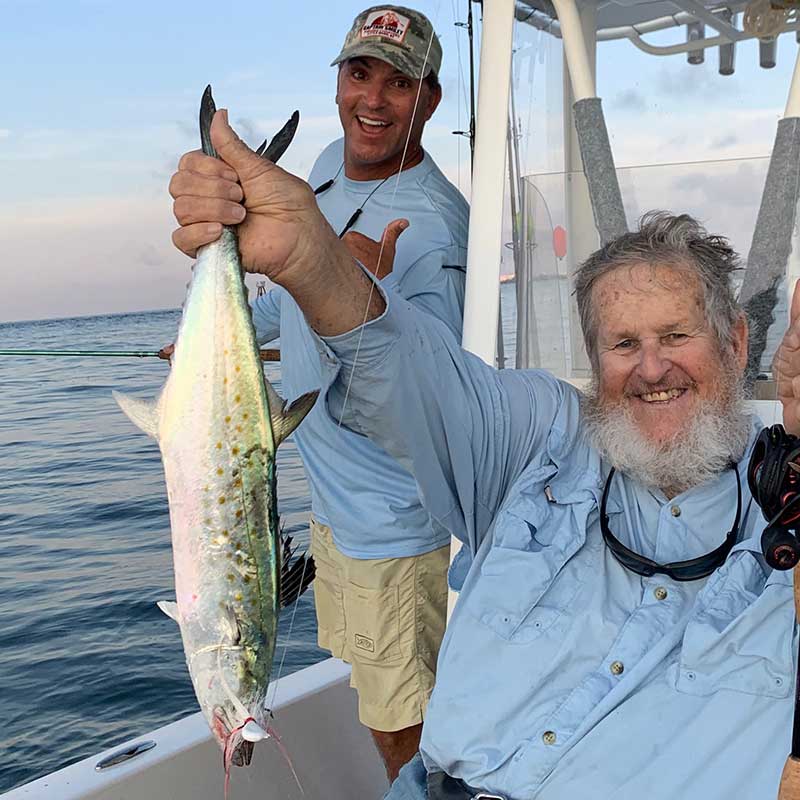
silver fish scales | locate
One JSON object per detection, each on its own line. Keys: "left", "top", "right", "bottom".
{"left": 114, "top": 86, "right": 315, "bottom": 783}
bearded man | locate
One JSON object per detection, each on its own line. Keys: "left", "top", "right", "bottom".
{"left": 171, "top": 111, "right": 798, "bottom": 800}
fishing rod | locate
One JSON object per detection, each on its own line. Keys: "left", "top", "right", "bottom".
{"left": 0, "top": 348, "right": 281, "bottom": 361}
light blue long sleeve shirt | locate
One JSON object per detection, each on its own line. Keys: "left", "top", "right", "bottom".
{"left": 320, "top": 287, "right": 797, "bottom": 800}
{"left": 251, "top": 139, "right": 468, "bottom": 558}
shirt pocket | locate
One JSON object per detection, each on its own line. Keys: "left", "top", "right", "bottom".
{"left": 471, "top": 479, "right": 598, "bottom": 643}
{"left": 677, "top": 551, "right": 794, "bottom": 698}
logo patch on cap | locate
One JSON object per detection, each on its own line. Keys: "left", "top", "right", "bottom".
{"left": 361, "top": 10, "right": 410, "bottom": 43}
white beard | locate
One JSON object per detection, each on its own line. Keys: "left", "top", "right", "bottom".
{"left": 582, "top": 373, "right": 751, "bottom": 497}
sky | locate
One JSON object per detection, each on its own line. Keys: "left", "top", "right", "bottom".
{"left": 0, "top": 0, "right": 798, "bottom": 323}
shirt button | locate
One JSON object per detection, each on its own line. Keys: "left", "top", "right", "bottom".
{"left": 542, "top": 730, "right": 557, "bottom": 745}
{"left": 610, "top": 660, "right": 625, "bottom": 676}
{"left": 654, "top": 586, "right": 668, "bottom": 601}
{"left": 670, "top": 505, "right": 681, "bottom": 517}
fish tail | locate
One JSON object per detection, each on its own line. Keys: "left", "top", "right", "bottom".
{"left": 200, "top": 85, "right": 217, "bottom": 159}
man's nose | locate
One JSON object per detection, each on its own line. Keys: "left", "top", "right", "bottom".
{"left": 636, "top": 339, "right": 671, "bottom": 383}
{"left": 362, "top": 82, "right": 387, "bottom": 109}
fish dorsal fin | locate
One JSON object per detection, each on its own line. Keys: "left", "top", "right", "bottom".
{"left": 113, "top": 390, "right": 160, "bottom": 439}
{"left": 157, "top": 600, "right": 180, "bottom": 623}
{"left": 279, "top": 532, "right": 316, "bottom": 609}
{"left": 264, "top": 381, "right": 319, "bottom": 447}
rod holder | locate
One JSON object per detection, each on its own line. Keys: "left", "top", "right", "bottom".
{"left": 687, "top": 21, "right": 705, "bottom": 64}
{"left": 761, "top": 37, "right": 777, "bottom": 69}
{"left": 719, "top": 9, "right": 737, "bottom": 75}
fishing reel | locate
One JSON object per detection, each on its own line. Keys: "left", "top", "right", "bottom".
{"left": 748, "top": 424, "right": 800, "bottom": 570}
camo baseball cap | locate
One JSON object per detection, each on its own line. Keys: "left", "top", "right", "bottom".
{"left": 331, "top": 5, "right": 442, "bottom": 79}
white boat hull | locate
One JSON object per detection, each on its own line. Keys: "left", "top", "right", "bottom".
{"left": 5, "top": 659, "right": 387, "bottom": 800}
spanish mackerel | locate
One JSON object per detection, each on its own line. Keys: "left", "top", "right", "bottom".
{"left": 113, "top": 86, "right": 316, "bottom": 781}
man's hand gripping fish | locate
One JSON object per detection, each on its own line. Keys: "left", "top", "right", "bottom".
{"left": 113, "top": 87, "right": 317, "bottom": 786}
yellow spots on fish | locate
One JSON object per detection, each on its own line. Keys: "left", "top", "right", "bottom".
{"left": 224, "top": 349, "right": 229, "bottom": 355}
{"left": 216, "top": 442, "right": 222, "bottom": 450}
{"left": 205, "top": 518, "right": 212, "bottom": 526}
{"left": 218, "top": 496, "right": 226, "bottom": 505}
{"left": 233, "top": 478, "right": 242, "bottom": 488}
{"left": 234, "top": 394, "right": 241, "bottom": 403}
{"left": 234, "top": 592, "right": 243, "bottom": 602}
{"left": 225, "top": 416, "right": 231, "bottom": 424}
{"left": 235, "top": 365, "right": 241, "bottom": 373}
{"left": 221, "top": 529, "right": 229, "bottom": 538}
{"left": 227, "top": 573, "right": 235, "bottom": 582}
{"left": 216, "top": 468, "right": 224, "bottom": 476}
{"left": 235, "top": 425, "right": 242, "bottom": 433}
{"left": 236, "top": 509, "right": 243, "bottom": 519}
{"left": 242, "top": 413, "right": 249, "bottom": 420}
{"left": 232, "top": 447, "right": 240, "bottom": 456}
{"left": 223, "top": 377, "right": 228, "bottom": 385}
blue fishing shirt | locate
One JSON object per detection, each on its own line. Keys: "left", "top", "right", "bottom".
{"left": 251, "top": 139, "right": 468, "bottom": 558}
{"left": 319, "top": 286, "right": 797, "bottom": 800}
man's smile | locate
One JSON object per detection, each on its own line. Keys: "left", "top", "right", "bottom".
{"left": 355, "top": 115, "right": 392, "bottom": 135}
{"left": 637, "top": 387, "right": 687, "bottom": 403}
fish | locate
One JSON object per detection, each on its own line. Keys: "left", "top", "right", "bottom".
{"left": 113, "top": 86, "right": 317, "bottom": 786}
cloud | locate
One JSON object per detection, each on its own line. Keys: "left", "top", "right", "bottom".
{"left": 605, "top": 106, "right": 780, "bottom": 167}
{"left": 0, "top": 194, "right": 188, "bottom": 323}
{"left": 233, "top": 116, "right": 259, "bottom": 147}
{"left": 137, "top": 243, "right": 165, "bottom": 268}
{"left": 613, "top": 89, "right": 647, "bottom": 112}
{"left": 655, "top": 64, "right": 740, "bottom": 99}
{"left": 711, "top": 133, "right": 739, "bottom": 148}
{"left": 0, "top": 129, "right": 9, "bottom": 139}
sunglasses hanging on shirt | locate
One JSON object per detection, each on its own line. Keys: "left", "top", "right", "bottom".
{"left": 599, "top": 465, "right": 741, "bottom": 581}
{"left": 313, "top": 162, "right": 398, "bottom": 238}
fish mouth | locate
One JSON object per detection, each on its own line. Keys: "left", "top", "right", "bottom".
{"left": 215, "top": 712, "right": 264, "bottom": 770}
{"left": 229, "top": 739, "right": 254, "bottom": 768}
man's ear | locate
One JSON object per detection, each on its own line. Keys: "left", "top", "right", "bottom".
{"left": 425, "top": 82, "right": 442, "bottom": 121}
{"left": 335, "top": 65, "right": 343, "bottom": 105}
{"left": 732, "top": 312, "right": 749, "bottom": 372}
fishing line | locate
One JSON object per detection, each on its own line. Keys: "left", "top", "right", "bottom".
{"left": 0, "top": 349, "right": 164, "bottom": 358}
{"left": 336, "top": 1, "right": 443, "bottom": 430}
{"left": 0, "top": 348, "right": 280, "bottom": 361}
{"left": 266, "top": 542, "right": 310, "bottom": 714}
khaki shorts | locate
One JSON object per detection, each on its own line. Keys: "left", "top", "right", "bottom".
{"left": 310, "top": 518, "right": 449, "bottom": 732}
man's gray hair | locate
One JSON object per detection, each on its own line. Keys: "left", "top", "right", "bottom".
{"left": 574, "top": 211, "right": 743, "bottom": 369}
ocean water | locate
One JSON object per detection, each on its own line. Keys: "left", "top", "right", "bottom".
{"left": 0, "top": 285, "right": 519, "bottom": 793}
{"left": 0, "top": 309, "right": 327, "bottom": 794}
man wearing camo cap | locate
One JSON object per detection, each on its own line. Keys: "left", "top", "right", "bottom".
{"left": 249, "top": 4, "right": 469, "bottom": 781}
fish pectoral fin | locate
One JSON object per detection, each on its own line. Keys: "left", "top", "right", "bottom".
{"left": 112, "top": 391, "right": 160, "bottom": 439}
{"left": 157, "top": 600, "right": 180, "bottom": 623}
{"left": 264, "top": 379, "right": 319, "bottom": 447}
{"left": 265, "top": 383, "right": 319, "bottom": 448}
{"left": 279, "top": 533, "right": 316, "bottom": 609}
{"left": 256, "top": 111, "right": 299, "bottom": 164}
